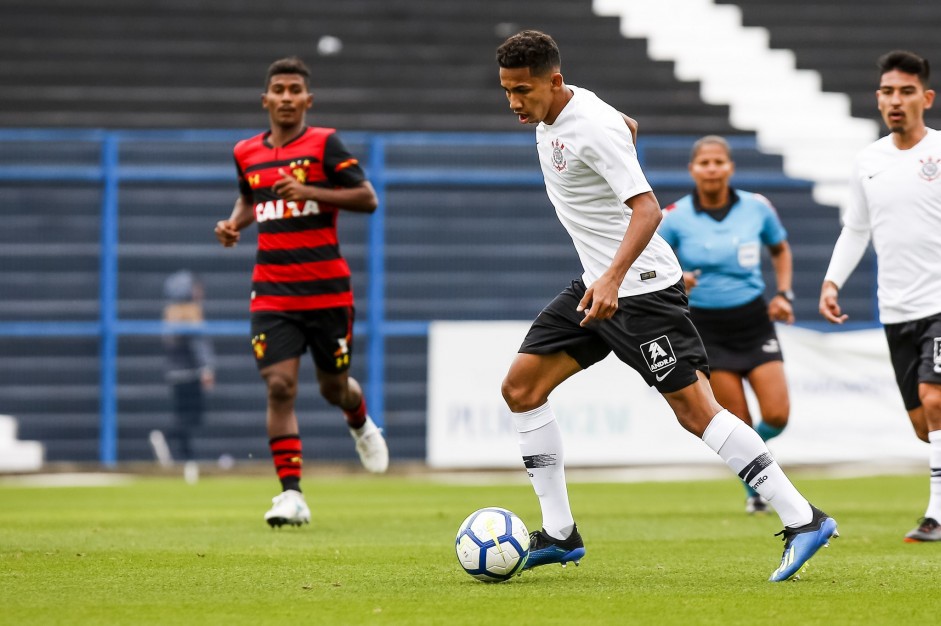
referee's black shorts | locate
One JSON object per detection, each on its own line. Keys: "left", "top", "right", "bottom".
{"left": 518, "top": 278, "right": 709, "bottom": 394}
{"left": 690, "top": 296, "right": 782, "bottom": 375}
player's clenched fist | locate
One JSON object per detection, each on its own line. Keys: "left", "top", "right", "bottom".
{"left": 215, "top": 219, "right": 240, "bottom": 247}
{"left": 272, "top": 168, "right": 309, "bottom": 202}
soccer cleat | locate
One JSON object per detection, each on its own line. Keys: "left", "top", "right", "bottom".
{"left": 350, "top": 416, "right": 389, "bottom": 473}
{"left": 903, "top": 517, "right": 941, "bottom": 542}
{"left": 769, "top": 505, "right": 839, "bottom": 582}
{"left": 746, "top": 495, "right": 770, "bottom": 515}
{"left": 264, "top": 489, "right": 311, "bottom": 528}
{"left": 522, "top": 525, "right": 586, "bottom": 570}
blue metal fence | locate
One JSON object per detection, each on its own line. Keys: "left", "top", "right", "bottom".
{"left": 0, "top": 129, "right": 848, "bottom": 465}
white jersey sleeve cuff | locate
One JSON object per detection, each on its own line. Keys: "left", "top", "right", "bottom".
{"left": 823, "top": 226, "right": 870, "bottom": 289}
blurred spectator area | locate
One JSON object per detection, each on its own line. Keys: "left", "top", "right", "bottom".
{"left": 0, "top": 0, "right": 884, "bottom": 463}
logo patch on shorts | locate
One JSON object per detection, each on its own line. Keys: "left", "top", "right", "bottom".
{"left": 934, "top": 337, "right": 941, "bottom": 373}
{"left": 334, "top": 337, "right": 350, "bottom": 369}
{"left": 251, "top": 333, "right": 267, "bottom": 360}
{"left": 640, "top": 335, "right": 677, "bottom": 373}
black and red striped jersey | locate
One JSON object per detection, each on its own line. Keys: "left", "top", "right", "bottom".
{"left": 233, "top": 126, "right": 368, "bottom": 313}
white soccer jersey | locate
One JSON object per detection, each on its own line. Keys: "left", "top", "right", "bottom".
{"left": 825, "top": 128, "right": 941, "bottom": 323}
{"left": 536, "top": 85, "right": 682, "bottom": 297}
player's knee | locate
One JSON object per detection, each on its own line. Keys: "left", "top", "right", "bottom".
{"left": 501, "top": 376, "right": 543, "bottom": 413}
{"left": 918, "top": 386, "right": 941, "bottom": 435}
{"left": 920, "top": 386, "right": 941, "bottom": 413}
{"left": 265, "top": 372, "right": 297, "bottom": 404}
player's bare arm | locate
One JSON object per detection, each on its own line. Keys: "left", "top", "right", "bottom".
{"left": 620, "top": 112, "right": 638, "bottom": 145}
{"left": 577, "top": 191, "right": 662, "bottom": 326}
{"left": 272, "top": 170, "right": 378, "bottom": 213}
{"left": 819, "top": 280, "right": 847, "bottom": 324}
{"left": 214, "top": 193, "right": 255, "bottom": 247}
{"left": 767, "top": 240, "right": 795, "bottom": 324}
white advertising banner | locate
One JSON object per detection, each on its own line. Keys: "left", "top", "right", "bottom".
{"left": 426, "top": 322, "right": 925, "bottom": 469}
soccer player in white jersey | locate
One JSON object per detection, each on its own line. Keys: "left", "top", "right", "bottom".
{"left": 820, "top": 50, "right": 941, "bottom": 542}
{"left": 496, "top": 30, "right": 838, "bottom": 581}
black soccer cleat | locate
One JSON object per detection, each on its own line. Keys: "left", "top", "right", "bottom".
{"left": 523, "top": 524, "right": 586, "bottom": 570}
{"left": 904, "top": 517, "right": 941, "bottom": 542}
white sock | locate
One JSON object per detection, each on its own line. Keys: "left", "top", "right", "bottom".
{"left": 702, "top": 409, "right": 813, "bottom": 527}
{"left": 513, "top": 403, "right": 574, "bottom": 539}
{"left": 926, "top": 430, "right": 941, "bottom": 521}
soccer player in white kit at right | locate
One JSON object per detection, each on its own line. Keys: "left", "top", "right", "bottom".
{"left": 496, "top": 30, "right": 838, "bottom": 581}
{"left": 820, "top": 50, "right": 941, "bottom": 542}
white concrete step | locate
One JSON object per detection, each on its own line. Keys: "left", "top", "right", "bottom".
{"left": 0, "top": 414, "right": 45, "bottom": 472}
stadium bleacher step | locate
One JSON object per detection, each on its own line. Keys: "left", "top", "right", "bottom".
{"left": 0, "top": 415, "right": 44, "bottom": 472}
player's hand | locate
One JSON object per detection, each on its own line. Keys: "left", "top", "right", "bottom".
{"left": 214, "top": 219, "right": 240, "bottom": 247}
{"left": 577, "top": 277, "right": 619, "bottom": 327}
{"left": 768, "top": 296, "right": 795, "bottom": 324}
{"left": 201, "top": 369, "right": 215, "bottom": 391}
{"left": 682, "top": 270, "right": 700, "bottom": 293}
{"left": 272, "top": 168, "right": 309, "bottom": 202}
{"left": 819, "top": 280, "right": 848, "bottom": 324}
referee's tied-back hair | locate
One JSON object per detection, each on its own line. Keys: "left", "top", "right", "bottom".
{"left": 496, "top": 30, "right": 561, "bottom": 76}
{"left": 264, "top": 56, "right": 311, "bottom": 90}
{"left": 690, "top": 135, "right": 733, "bottom": 163}
{"left": 878, "top": 50, "right": 930, "bottom": 87}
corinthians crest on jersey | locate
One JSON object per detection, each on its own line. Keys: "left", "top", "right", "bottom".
{"left": 918, "top": 156, "right": 941, "bottom": 182}
{"left": 550, "top": 138, "right": 567, "bottom": 173}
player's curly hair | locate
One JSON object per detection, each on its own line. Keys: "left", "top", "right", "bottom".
{"left": 264, "top": 56, "right": 311, "bottom": 89}
{"left": 496, "top": 30, "right": 561, "bottom": 76}
{"left": 878, "top": 50, "right": 930, "bottom": 87}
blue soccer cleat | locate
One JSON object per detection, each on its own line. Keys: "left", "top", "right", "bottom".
{"left": 769, "top": 505, "right": 838, "bottom": 582}
{"left": 523, "top": 525, "right": 586, "bottom": 570}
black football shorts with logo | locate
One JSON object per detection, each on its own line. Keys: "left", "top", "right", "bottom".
{"left": 518, "top": 278, "right": 709, "bottom": 393}
{"left": 884, "top": 312, "right": 941, "bottom": 411}
{"left": 690, "top": 296, "right": 783, "bottom": 374}
{"left": 250, "top": 308, "right": 355, "bottom": 373}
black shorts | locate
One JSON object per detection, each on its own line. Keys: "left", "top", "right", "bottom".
{"left": 883, "top": 312, "right": 941, "bottom": 411}
{"left": 171, "top": 380, "right": 205, "bottom": 427}
{"left": 690, "top": 296, "right": 782, "bottom": 374}
{"left": 250, "top": 307, "right": 355, "bottom": 373}
{"left": 519, "top": 278, "right": 709, "bottom": 393}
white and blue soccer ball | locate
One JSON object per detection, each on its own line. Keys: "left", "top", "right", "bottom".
{"left": 455, "top": 507, "right": 530, "bottom": 582}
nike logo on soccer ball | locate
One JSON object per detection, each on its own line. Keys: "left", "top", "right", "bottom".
{"left": 655, "top": 367, "right": 675, "bottom": 382}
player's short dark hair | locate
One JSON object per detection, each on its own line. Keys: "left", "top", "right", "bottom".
{"left": 878, "top": 50, "right": 930, "bottom": 87}
{"left": 264, "top": 56, "right": 311, "bottom": 89}
{"left": 496, "top": 30, "right": 561, "bottom": 76}
{"left": 690, "top": 135, "right": 732, "bottom": 162}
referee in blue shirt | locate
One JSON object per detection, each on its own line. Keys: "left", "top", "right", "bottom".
{"left": 660, "top": 135, "right": 795, "bottom": 515}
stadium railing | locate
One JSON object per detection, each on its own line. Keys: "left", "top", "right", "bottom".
{"left": 0, "top": 129, "right": 832, "bottom": 465}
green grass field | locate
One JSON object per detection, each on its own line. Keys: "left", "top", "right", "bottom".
{"left": 1, "top": 471, "right": 937, "bottom": 625}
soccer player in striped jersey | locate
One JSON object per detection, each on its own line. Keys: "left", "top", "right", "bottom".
{"left": 821, "top": 50, "right": 941, "bottom": 542}
{"left": 214, "top": 57, "right": 388, "bottom": 528}
{"left": 497, "top": 30, "right": 837, "bottom": 581}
